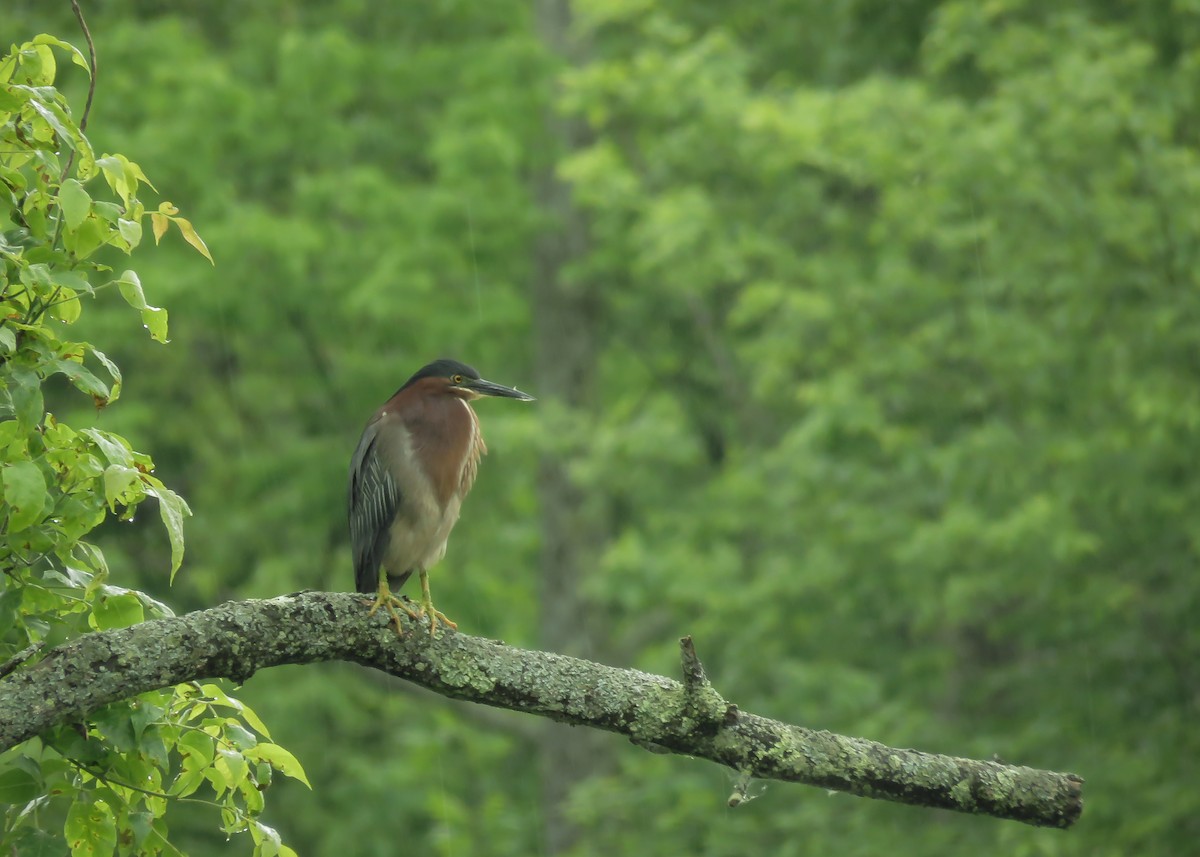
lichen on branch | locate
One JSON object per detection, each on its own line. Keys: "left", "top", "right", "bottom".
{"left": 0, "top": 591, "right": 1084, "bottom": 829}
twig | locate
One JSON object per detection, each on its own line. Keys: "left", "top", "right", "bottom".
{"left": 679, "top": 634, "right": 708, "bottom": 686}
{"left": 46, "top": 1, "right": 99, "bottom": 269}
{"left": 0, "top": 642, "right": 45, "bottom": 679}
{"left": 55, "top": 1, "right": 97, "bottom": 183}
{"left": 679, "top": 635, "right": 738, "bottom": 726}
{"left": 71, "top": 0, "right": 97, "bottom": 133}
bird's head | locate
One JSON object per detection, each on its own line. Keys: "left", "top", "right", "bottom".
{"left": 403, "top": 359, "right": 535, "bottom": 403}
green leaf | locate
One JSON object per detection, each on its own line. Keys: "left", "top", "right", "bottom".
{"left": 242, "top": 705, "right": 272, "bottom": 739}
{"left": 129, "top": 698, "right": 166, "bottom": 741}
{"left": 138, "top": 724, "right": 170, "bottom": 770}
{"left": 23, "top": 44, "right": 56, "bottom": 84}
{"left": 141, "top": 306, "right": 169, "bottom": 342}
{"left": 95, "top": 155, "right": 131, "bottom": 205}
{"left": 90, "top": 702, "right": 137, "bottom": 752}
{"left": 102, "top": 464, "right": 141, "bottom": 511}
{"left": 150, "top": 212, "right": 169, "bottom": 243}
{"left": 49, "top": 357, "right": 109, "bottom": 400}
{"left": 14, "top": 88, "right": 93, "bottom": 170}
{"left": 0, "top": 764, "right": 41, "bottom": 803}
{"left": 238, "top": 702, "right": 271, "bottom": 738}
{"left": 58, "top": 179, "right": 91, "bottom": 231}
{"left": 0, "top": 326, "right": 15, "bottom": 353}
{"left": 145, "top": 484, "right": 190, "bottom": 579}
{"left": 94, "top": 154, "right": 153, "bottom": 206}
{"left": 0, "top": 419, "right": 23, "bottom": 450}
{"left": 117, "top": 218, "right": 142, "bottom": 249}
{"left": 177, "top": 729, "right": 215, "bottom": 771}
{"left": 64, "top": 799, "right": 117, "bottom": 857}
{"left": 125, "top": 811, "right": 154, "bottom": 853}
{"left": 23, "top": 92, "right": 72, "bottom": 140}
{"left": 201, "top": 683, "right": 273, "bottom": 738}
{"left": 249, "top": 743, "right": 311, "bottom": 788}
{"left": 171, "top": 216, "right": 214, "bottom": 264}
{"left": 0, "top": 583, "right": 23, "bottom": 631}
{"left": 81, "top": 428, "right": 133, "bottom": 467}
{"left": 92, "top": 590, "right": 144, "bottom": 630}
{"left": 116, "top": 270, "right": 157, "bottom": 310}
{"left": 21, "top": 202, "right": 49, "bottom": 240}
{"left": 64, "top": 215, "right": 107, "bottom": 259}
{"left": 52, "top": 270, "right": 95, "bottom": 296}
{"left": 54, "top": 495, "right": 106, "bottom": 545}
{"left": 6, "top": 827, "right": 63, "bottom": 857}
{"left": 224, "top": 722, "right": 259, "bottom": 751}
{"left": 31, "top": 34, "right": 91, "bottom": 77}
{"left": 124, "top": 158, "right": 155, "bottom": 191}
{"left": 50, "top": 287, "right": 80, "bottom": 324}
{"left": 89, "top": 201, "right": 122, "bottom": 224}
{"left": 252, "top": 821, "right": 282, "bottom": 857}
{"left": 20, "top": 261, "right": 55, "bottom": 294}
{"left": 171, "top": 729, "right": 215, "bottom": 796}
{"left": 73, "top": 541, "right": 110, "bottom": 577}
{"left": 88, "top": 347, "right": 122, "bottom": 402}
{"left": 169, "top": 765, "right": 206, "bottom": 798}
{"left": 203, "top": 760, "right": 229, "bottom": 796}
{"left": 0, "top": 85, "right": 25, "bottom": 112}
{"left": 2, "top": 459, "right": 47, "bottom": 531}
{"left": 7, "top": 366, "right": 44, "bottom": 431}
{"left": 241, "top": 776, "right": 265, "bottom": 813}
{"left": 216, "top": 747, "right": 248, "bottom": 792}
{"left": 74, "top": 146, "right": 96, "bottom": 181}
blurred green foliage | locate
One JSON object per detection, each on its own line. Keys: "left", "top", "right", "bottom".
{"left": 0, "top": 34, "right": 308, "bottom": 856}
{"left": 6, "top": 0, "right": 1199, "bottom": 854}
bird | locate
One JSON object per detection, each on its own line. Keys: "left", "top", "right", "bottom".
{"left": 348, "top": 359, "right": 534, "bottom": 637}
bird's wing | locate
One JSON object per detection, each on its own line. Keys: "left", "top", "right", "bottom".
{"left": 348, "top": 419, "right": 403, "bottom": 594}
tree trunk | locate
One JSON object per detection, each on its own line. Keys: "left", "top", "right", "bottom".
{"left": 532, "top": 0, "right": 608, "bottom": 852}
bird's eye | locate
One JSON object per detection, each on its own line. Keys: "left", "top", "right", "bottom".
{"left": 451, "top": 374, "right": 464, "bottom": 385}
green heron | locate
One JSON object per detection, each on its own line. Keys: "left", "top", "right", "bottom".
{"left": 348, "top": 359, "right": 534, "bottom": 636}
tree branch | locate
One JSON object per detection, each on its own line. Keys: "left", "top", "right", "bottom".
{"left": 0, "top": 591, "right": 1083, "bottom": 828}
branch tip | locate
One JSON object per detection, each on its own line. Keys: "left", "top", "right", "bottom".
{"left": 56, "top": 0, "right": 98, "bottom": 186}
{"left": 679, "top": 635, "right": 730, "bottom": 726}
{"left": 679, "top": 635, "right": 707, "bottom": 688}
{"left": 70, "top": 0, "right": 97, "bottom": 132}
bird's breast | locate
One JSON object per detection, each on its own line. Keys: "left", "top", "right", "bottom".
{"left": 379, "top": 398, "right": 485, "bottom": 573}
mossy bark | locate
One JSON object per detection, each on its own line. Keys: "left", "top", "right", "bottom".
{"left": 0, "top": 591, "right": 1083, "bottom": 828}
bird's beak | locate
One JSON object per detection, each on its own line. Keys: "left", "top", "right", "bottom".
{"left": 460, "top": 377, "right": 535, "bottom": 401}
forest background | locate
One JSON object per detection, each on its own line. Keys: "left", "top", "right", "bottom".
{"left": 5, "top": 1, "right": 1198, "bottom": 855}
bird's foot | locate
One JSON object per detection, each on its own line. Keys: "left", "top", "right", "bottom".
{"left": 415, "top": 596, "right": 458, "bottom": 639}
{"left": 366, "top": 582, "right": 420, "bottom": 636}
{"left": 414, "top": 574, "right": 457, "bottom": 639}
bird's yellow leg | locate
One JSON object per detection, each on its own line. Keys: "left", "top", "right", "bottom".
{"left": 417, "top": 568, "right": 457, "bottom": 638}
{"left": 366, "top": 573, "right": 420, "bottom": 635}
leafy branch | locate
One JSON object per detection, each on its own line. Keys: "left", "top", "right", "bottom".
{"left": 1, "top": 30, "right": 286, "bottom": 856}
